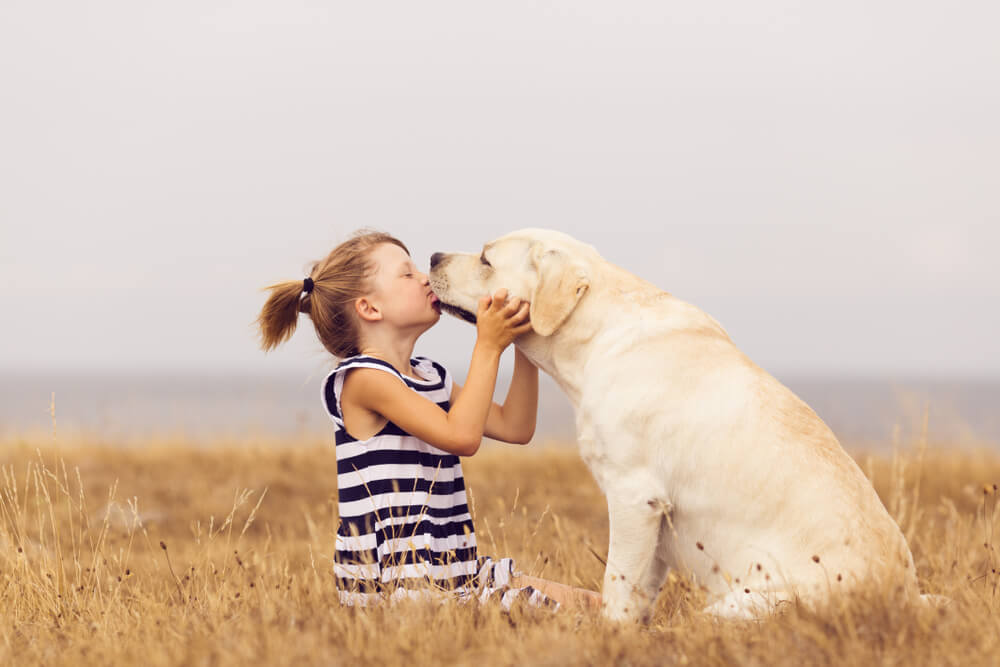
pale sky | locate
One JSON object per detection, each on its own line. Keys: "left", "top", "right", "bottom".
{"left": 2, "top": 1, "right": 998, "bottom": 378}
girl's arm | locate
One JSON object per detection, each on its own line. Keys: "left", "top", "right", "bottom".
{"left": 451, "top": 347, "right": 538, "bottom": 444}
{"left": 341, "top": 290, "right": 531, "bottom": 457}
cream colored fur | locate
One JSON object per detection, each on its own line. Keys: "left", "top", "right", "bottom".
{"left": 429, "top": 229, "right": 920, "bottom": 622}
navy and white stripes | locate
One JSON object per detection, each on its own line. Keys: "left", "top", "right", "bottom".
{"left": 324, "top": 355, "right": 477, "bottom": 604}
{"left": 323, "top": 354, "right": 556, "bottom": 611}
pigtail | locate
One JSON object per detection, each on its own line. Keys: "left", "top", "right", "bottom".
{"left": 256, "top": 279, "right": 309, "bottom": 351}
{"left": 256, "top": 230, "right": 410, "bottom": 359}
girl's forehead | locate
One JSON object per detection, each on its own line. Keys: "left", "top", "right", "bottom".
{"left": 370, "top": 243, "right": 412, "bottom": 272}
{"left": 372, "top": 243, "right": 410, "bottom": 262}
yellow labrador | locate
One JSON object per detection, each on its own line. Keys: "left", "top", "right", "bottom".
{"left": 429, "top": 228, "right": 922, "bottom": 621}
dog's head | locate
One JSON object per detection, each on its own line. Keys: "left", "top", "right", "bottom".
{"left": 429, "top": 228, "right": 594, "bottom": 336}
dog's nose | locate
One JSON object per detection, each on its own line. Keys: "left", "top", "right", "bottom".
{"left": 430, "top": 252, "right": 444, "bottom": 269}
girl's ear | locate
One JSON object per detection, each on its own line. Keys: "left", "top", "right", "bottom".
{"left": 354, "top": 296, "right": 382, "bottom": 322}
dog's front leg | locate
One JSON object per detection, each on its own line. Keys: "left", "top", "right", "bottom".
{"left": 601, "top": 488, "right": 671, "bottom": 623}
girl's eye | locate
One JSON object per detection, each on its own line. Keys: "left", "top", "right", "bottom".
{"left": 480, "top": 254, "right": 491, "bottom": 267}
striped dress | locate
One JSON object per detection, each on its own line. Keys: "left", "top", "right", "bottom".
{"left": 322, "top": 354, "right": 554, "bottom": 610}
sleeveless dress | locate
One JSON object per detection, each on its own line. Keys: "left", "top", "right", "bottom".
{"left": 322, "top": 354, "right": 555, "bottom": 610}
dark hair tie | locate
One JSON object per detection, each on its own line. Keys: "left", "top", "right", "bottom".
{"left": 302, "top": 277, "right": 314, "bottom": 295}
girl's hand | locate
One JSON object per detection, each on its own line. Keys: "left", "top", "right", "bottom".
{"left": 475, "top": 288, "right": 532, "bottom": 353}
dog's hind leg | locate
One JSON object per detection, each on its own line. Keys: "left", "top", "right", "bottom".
{"left": 600, "top": 490, "right": 672, "bottom": 623}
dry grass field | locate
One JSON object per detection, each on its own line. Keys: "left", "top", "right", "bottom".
{"left": 2, "top": 432, "right": 1000, "bottom": 666}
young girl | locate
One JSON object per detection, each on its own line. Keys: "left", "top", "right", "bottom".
{"left": 257, "top": 230, "right": 600, "bottom": 612}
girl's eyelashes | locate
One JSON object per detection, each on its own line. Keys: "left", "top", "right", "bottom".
{"left": 480, "top": 253, "right": 491, "bottom": 267}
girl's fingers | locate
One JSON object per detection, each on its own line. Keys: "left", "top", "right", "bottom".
{"left": 512, "top": 321, "right": 534, "bottom": 337}
{"left": 477, "top": 295, "right": 493, "bottom": 315}
{"left": 508, "top": 301, "right": 530, "bottom": 323}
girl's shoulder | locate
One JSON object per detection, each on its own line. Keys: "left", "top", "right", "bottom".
{"left": 333, "top": 354, "right": 400, "bottom": 375}
{"left": 321, "top": 355, "right": 402, "bottom": 425}
{"left": 334, "top": 355, "right": 448, "bottom": 389}
{"left": 322, "top": 355, "right": 452, "bottom": 422}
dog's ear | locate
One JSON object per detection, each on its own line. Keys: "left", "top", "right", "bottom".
{"left": 529, "top": 247, "right": 590, "bottom": 337}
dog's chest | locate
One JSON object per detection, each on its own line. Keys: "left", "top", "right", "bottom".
{"left": 575, "top": 423, "right": 615, "bottom": 490}
{"left": 575, "top": 420, "right": 660, "bottom": 496}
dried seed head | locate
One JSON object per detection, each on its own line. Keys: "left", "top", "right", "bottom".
{"left": 696, "top": 542, "right": 704, "bottom": 551}
{"left": 812, "top": 555, "right": 821, "bottom": 563}
{"left": 160, "top": 541, "right": 167, "bottom": 551}
{"left": 837, "top": 573, "right": 843, "bottom": 582}
{"left": 744, "top": 588, "right": 750, "bottom": 594}
{"left": 756, "top": 563, "right": 762, "bottom": 571}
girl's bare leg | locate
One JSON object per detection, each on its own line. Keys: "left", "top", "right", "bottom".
{"left": 512, "top": 574, "right": 602, "bottom": 612}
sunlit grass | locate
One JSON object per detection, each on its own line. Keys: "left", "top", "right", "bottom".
{"left": 2, "top": 433, "right": 999, "bottom": 666}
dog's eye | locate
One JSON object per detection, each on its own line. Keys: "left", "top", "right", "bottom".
{"left": 480, "top": 253, "right": 491, "bottom": 268}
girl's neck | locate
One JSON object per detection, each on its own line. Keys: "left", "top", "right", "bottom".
{"left": 358, "top": 336, "right": 420, "bottom": 379}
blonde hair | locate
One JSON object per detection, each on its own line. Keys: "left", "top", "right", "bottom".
{"left": 256, "top": 230, "right": 410, "bottom": 358}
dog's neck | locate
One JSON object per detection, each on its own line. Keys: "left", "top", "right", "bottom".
{"left": 516, "top": 310, "right": 599, "bottom": 406}
{"left": 517, "top": 261, "right": 729, "bottom": 407}
{"left": 515, "top": 263, "right": 647, "bottom": 405}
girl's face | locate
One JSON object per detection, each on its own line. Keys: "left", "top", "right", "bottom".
{"left": 364, "top": 242, "right": 441, "bottom": 331}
